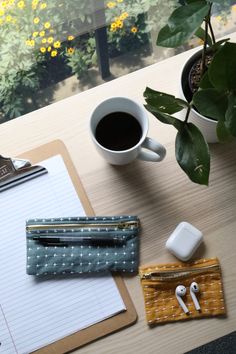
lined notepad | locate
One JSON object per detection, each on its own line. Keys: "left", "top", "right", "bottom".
{"left": 0, "top": 155, "right": 126, "bottom": 354}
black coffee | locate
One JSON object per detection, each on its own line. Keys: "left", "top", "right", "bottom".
{"left": 95, "top": 112, "right": 142, "bottom": 151}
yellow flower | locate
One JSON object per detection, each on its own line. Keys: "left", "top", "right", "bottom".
{"left": 47, "top": 36, "right": 53, "bottom": 43}
{"left": 53, "top": 40, "right": 61, "bottom": 48}
{"left": 67, "top": 47, "right": 75, "bottom": 55}
{"left": 40, "top": 47, "right": 46, "bottom": 53}
{"left": 41, "top": 38, "right": 47, "bottom": 43}
{"left": 67, "top": 35, "right": 74, "bottom": 41}
{"left": 232, "top": 5, "right": 236, "bottom": 12}
{"left": 1, "top": 1, "right": 7, "bottom": 8}
{"left": 116, "top": 20, "right": 123, "bottom": 28}
{"left": 33, "top": 17, "right": 40, "bottom": 24}
{"left": 32, "top": 31, "right": 38, "bottom": 37}
{"left": 121, "top": 12, "right": 128, "bottom": 20}
{"left": 39, "top": 30, "right": 45, "bottom": 37}
{"left": 6, "top": 15, "right": 12, "bottom": 22}
{"left": 216, "top": 15, "right": 222, "bottom": 22}
{"left": 131, "top": 26, "right": 138, "bottom": 33}
{"left": 117, "top": 0, "right": 123, "bottom": 2}
{"left": 0, "top": 9, "right": 4, "bottom": 16}
{"left": 25, "top": 39, "right": 35, "bottom": 47}
{"left": 47, "top": 46, "right": 51, "bottom": 52}
{"left": 17, "top": 0, "right": 25, "bottom": 9}
{"left": 110, "top": 22, "right": 117, "bottom": 32}
{"left": 44, "top": 21, "right": 51, "bottom": 29}
{"left": 40, "top": 2, "right": 47, "bottom": 9}
{"left": 9, "top": 0, "right": 15, "bottom": 5}
{"left": 51, "top": 49, "right": 57, "bottom": 57}
{"left": 107, "top": 1, "right": 116, "bottom": 9}
{"left": 32, "top": 0, "right": 39, "bottom": 9}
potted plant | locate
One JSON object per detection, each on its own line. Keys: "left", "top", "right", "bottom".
{"left": 143, "top": 0, "right": 236, "bottom": 186}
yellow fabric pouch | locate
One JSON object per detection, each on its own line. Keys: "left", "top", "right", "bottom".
{"left": 139, "top": 258, "right": 226, "bottom": 325}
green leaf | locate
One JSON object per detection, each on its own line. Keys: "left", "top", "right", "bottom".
{"left": 144, "top": 87, "right": 188, "bottom": 114}
{"left": 208, "top": 0, "right": 228, "bottom": 3}
{"left": 144, "top": 104, "right": 184, "bottom": 131}
{"left": 210, "top": 38, "right": 229, "bottom": 52}
{"left": 168, "top": 1, "right": 209, "bottom": 32}
{"left": 157, "top": 25, "right": 191, "bottom": 48}
{"left": 91, "top": 52, "right": 97, "bottom": 65}
{"left": 194, "top": 27, "right": 212, "bottom": 46}
{"left": 199, "top": 71, "right": 214, "bottom": 89}
{"left": 225, "top": 92, "right": 236, "bottom": 137}
{"left": 216, "top": 119, "right": 232, "bottom": 142}
{"left": 193, "top": 88, "right": 228, "bottom": 121}
{"left": 208, "top": 42, "right": 236, "bottom": 90}
{"left": 175, "top": 123, "right": 210, "bottom": 185}
{"left": 157, "top": 2, "right": 209, "bottom": 47}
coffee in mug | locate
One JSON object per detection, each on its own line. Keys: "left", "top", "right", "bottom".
{"left": 90, "top": 97, "right": 166, "bottom": 165}
{"left": 95, "top": 112, "right": 142, "bottom": 151}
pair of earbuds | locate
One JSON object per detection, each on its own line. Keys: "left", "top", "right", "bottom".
{"left": 175, "top": 282, "right": 200, "bottom": 314}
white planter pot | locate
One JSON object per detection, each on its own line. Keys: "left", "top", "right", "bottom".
{"left": 180, "top": 50, "right": 218, "bottom": 143}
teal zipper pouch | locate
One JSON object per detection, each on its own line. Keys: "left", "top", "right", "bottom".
{"left": 26, "top": 216, "right": 140, "bottom": 276}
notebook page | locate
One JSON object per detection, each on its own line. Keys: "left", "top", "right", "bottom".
{"left": 0, "top": 155, "right": 126, "bottom": 354}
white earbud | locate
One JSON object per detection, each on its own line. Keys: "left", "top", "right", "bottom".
{"left": 190, "top": 282, "right": 201, "bottom": 311}
{"left": 175, "top": 285, "right": 189, "bottom": 314}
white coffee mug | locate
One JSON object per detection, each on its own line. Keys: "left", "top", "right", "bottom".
{"left": 89, "top": 97, "right": 166, "bottom": 165}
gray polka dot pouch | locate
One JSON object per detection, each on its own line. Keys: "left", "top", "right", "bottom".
{"left": 26, "top": 216, "right": 140, "bottom": 276}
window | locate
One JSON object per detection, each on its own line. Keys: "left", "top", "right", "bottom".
{"left": 0, "top": 0, "right": 235, "bottom": 122}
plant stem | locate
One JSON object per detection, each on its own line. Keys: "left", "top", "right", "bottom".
{"left": 200, "top": 4, "right": 212, "bottom": 79}
{"left": 184, "top": 103, "right": 192, "bottom": 123}
{"left": 201, "top": 18, "right": 208, "bottom": 77}
{"left": 208, "top": 19, "right": 216, "bottom": 44}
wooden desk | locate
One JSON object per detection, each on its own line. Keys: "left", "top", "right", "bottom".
{"left": 1, "top": 36, "right": 236, "bottom": 354}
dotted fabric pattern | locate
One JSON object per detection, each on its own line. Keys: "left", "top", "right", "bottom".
{"left": 139, "top": 258, "right": 226, "bottom": 325}
{"left": 26, "top": 216, "right": 139, "bottom": 276}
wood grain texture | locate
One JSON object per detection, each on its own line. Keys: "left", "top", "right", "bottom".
{"left": 0, "top": 34, "right": 236, "bottom": 354}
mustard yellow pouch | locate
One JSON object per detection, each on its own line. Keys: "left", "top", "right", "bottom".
{"left": 139, "top": 258, "right": 226, "bottom": 325}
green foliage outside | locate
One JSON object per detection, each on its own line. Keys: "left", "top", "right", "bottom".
{"left": 0, "top": 0, "right": 176, "bottom": 121}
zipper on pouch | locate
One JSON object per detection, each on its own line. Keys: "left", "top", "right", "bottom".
{"left": 27, "top": 219, "right": 139, "bottom": 246}
{"left": 26, "top": 220, "right": 139, "bottom": 232}
{"left": 140, "top": 263, "right": 220, "bottom": 281}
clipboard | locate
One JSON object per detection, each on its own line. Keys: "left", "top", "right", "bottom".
{"left": 17, "top": 139, "right": 137, "bottom": 354}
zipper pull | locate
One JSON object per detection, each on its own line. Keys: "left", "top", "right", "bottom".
{"left": 140, "top": 273, "right": 152, "bottom": 279}
{"left": 118, "top": 221, "right": 139, "bottom": 229}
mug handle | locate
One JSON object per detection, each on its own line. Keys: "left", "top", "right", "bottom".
{"left": 137, "top": 137, "right": 166, "bottom": 162}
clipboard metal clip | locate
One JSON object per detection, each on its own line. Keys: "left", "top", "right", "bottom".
{"left": 0, "top": 155, "right": 48, "bottom": 192}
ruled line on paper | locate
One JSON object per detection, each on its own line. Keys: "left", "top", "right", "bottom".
{"left": 0, "top": 305, "right": 18, "bottom": 354}
{"left": 0, "top": 155, "right": 126, "bottom": 354}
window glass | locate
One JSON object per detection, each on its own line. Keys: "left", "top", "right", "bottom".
{"left": 0, "top": 0, "right": 235, "bottom": 122}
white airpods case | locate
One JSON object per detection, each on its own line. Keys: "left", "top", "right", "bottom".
{"left": 166, "top": 222, "right": 203, "bottom": 261}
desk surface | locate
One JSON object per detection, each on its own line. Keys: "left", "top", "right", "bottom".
{"left": 1, "top": 34, "right": 236, "bottom": 354}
